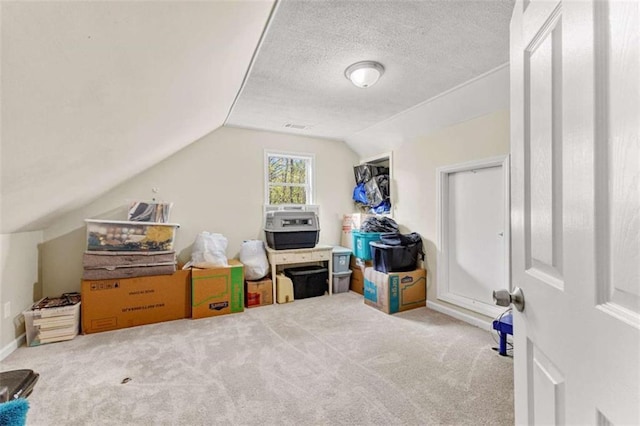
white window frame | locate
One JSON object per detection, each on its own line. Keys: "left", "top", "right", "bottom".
{"left": 264, "top": 150, "right": 315, "bottom": 205}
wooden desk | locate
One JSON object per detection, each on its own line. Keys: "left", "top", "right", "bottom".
{"left": 265, "top": 245, "right": 333, "bottom": 303}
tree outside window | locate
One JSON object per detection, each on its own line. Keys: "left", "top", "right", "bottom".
{"left": 265, "top": 152, "right": 313, "bottom": 205}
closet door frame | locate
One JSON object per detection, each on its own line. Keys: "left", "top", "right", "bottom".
{"left": 436, "top": 155, "right": 510, "bottom": 318}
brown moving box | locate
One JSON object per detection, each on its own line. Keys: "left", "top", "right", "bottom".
{"left": 81, "top": 269, "right": 191, "bottom": 334}
{"left": 191, "top": 260, "right": 244, "bottom": 319}
{"left": 245, "top": 277, "right": 273, "bottom": 308}
{"left": 349, "top": 256, "right": 372, "bottom": 295}
{"left": 363, "top": 267, "right": 426, "bottom": 314}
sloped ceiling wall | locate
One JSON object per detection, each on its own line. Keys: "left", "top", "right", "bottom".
{"left": 0, "top": 1, "right": 274, "bottom": 233}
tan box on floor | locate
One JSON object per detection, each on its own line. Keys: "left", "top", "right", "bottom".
{"left": 81, "top": 269, "right": 191, "bottom": 334}
{"left": 191, "top": 260, "right": 244, "bottom": 319}
{"left": 349, "top": 257, "right": 372, "bottom": 295}
{"left": 245, "top": 277, "right": 273, "bottom": 308}
{"left": 363, "top": 267, "right": 426, "bottom": 314}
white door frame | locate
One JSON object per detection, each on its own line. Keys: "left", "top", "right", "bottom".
{"left": 360, "top": 151, "right": 394, "bottom": 217}
{"left": 436, "top": 155, "right": 510, "bottom": 318}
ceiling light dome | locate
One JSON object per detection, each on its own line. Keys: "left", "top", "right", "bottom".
{"left": 345, "top": 61, "right": 385, "bottom": 88}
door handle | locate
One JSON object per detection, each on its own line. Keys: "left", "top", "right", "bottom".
{"left": 493, "top": 287, "right": 525, "bottom": 312}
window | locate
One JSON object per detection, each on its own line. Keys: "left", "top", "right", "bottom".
{"left": 265, "top": 151, "right": 314, "bottom": 205}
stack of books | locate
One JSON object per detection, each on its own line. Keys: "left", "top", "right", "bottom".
{"left": 24, "top": 293, "right": 81, "bottom": 346}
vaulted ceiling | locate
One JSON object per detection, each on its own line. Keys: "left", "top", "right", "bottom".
{"left": 0, "top": 0, "right": 512, "bottom": 234}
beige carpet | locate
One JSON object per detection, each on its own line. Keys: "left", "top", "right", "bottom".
{"left": 2, "top": 292, "right": 514, "bottom": 425}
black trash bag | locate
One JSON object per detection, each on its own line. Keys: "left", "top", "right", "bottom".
{"left": 354, "top": 164, "right": 390, "bottom": 185}
{"left": 375, "top": 174, "right": 390, "bottom": 199}
{"left": 380, "top": 232, "right": 421, "bottom": 246}
{"left": 380, "top": 232, "right": 425, "bottom": 261}
{"left": 364, "top": 178, "right": 385, "bottom": 207}
{"left": 354, "top": 164, "right": 373, "bottom": 185}
{"left": 361, "top": 216, "right": 399, "bottom": 233}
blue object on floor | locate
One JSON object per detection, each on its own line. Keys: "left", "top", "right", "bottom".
{"left": 492, "top": 311, "right": 513, "bottom": 356}
{"left": 0, "top": 398, "right": 29, "bottom": 426}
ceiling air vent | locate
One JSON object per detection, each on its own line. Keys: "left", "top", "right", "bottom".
{"left": 284, "top": 123, "right": 308, "bottom": 130}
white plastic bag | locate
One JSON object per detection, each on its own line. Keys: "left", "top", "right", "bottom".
{"left": 239, "top": 240, "right": 269, "bottom": 280}
{"left": 184, "top": 232, "right": 228, "bottom": 269}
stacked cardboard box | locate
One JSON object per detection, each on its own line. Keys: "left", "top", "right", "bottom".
{"left": 349, "top": 256, "right": 372, "bottom": 295}
{"left": 340, "top": 213, "right": 373, "bottom": 251}
{"left": 81, "top": 269, "right": 191, "bottom": 334}
{"left": 245, "top": 276, "right": 273, "bottom": 308}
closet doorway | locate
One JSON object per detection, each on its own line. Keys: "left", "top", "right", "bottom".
{"left": 436, "top": 155, "right": 510, "bottom": 318}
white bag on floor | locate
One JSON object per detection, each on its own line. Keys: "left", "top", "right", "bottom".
{"left": 184, "top": 232, "right": 228, "bottom": 269}
{"left": 239, "top": 240, "right": 269, "bottom": 280}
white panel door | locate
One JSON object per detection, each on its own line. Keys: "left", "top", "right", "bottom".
{"left": 511, "top": 0, "right": 640, "bottom": 424}
{"left": 448, "top": 166, "right": 505, "bottom": 307}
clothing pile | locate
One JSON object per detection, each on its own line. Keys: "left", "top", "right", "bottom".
{"left": 352, "top": 164, "right": 391, "bottom": 214}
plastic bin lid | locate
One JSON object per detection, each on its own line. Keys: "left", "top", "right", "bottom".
{"left": 352, "top": 230, "right": 382, "bottom": 236}
{"left": 332, "top": 246, "right": 352, "bottom": 254}
{"left": 332, "top": 269, "right": 353, "bottom": 277}
{"left": 370, "top": 241, "right": 418, "bottom": 248}
{"left": 85, "top": 219, "right": 180, "bottom": 227}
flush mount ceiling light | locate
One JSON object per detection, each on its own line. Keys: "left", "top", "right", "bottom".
{"left": 344, "top": 61, "right": 385, "bottom": 88}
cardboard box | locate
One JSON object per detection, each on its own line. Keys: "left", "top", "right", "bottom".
{"left": 191, "top": 260, "right": 244, "bottom": 319}
{"left": 245, "top": 277, "right": 273, "bottom": 308}
{"left": 349, "top": 257, "right": 372, "bottom": 295}
{"left": 350, "top": 255, "right": 373, "bottom": 270}
{"left": 81, "top": 269, "right": 191, "bottom": 334}
{"left": 364, "top": 267, "right": 426, "bottom": 314}
{"left": 350, "top": 268, "right": 364, "bottom": 294}
{"left": 340, "top": 213, "right": 373, "bottom": 249}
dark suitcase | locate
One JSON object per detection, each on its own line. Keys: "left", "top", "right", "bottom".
{"left": 0, "top": 369, "right": 39, "bottom": 402}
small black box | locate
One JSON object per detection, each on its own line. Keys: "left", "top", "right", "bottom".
{"left": 284, "top": 265, "right": 328, "bottom": 299}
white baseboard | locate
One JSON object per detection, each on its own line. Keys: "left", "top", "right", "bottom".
{"left": 1, "top": 333, "right": 25, "bottom": 361}
{"left": 427, "top": 300, "right": 492, "bottom": 330}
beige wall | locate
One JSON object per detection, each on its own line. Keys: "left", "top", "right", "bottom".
{"left": 0, "top": 231, "right": 42, "bottom": 353}
{"left": 42, "top": 126, "right": 359, "bottom": 296}
{"left": 392, "top": 109, "right": 510, "bottom": 320}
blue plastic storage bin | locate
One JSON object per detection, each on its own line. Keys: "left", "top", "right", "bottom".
{"left": 352, "top": 231, "right": 382, "bottom": 260}
{"left": 332, "top": 246, "right": 352, "bottom": 273}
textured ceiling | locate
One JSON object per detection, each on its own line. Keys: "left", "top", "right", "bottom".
{"left": 1, "top": 1, "right": 274, "bottom": 233}
{"left": 226, "top": 0, "right": 513, "bottom": 141}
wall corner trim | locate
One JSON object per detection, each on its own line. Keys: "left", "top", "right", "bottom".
{"left": 0, "top": 333, "right": 26, "bottom": 361}
{"left": 426, "top": 300, "right": 493, "bottom": 330}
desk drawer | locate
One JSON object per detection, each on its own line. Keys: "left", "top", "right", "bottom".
{"left": 313, "top": 250, "right": 331, "bottom": 261}
{"left": 271, "top": 251, "right": 313, "bottom": 263}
